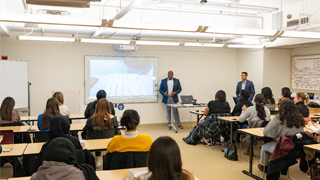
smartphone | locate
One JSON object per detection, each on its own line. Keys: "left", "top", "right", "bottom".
{"left": 3, "top": 148, "right": 13, "bottom": 152}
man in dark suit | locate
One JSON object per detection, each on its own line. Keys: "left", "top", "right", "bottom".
{"left": 84, "top": 90, "right": 115, "bottom": 118}
{"left": 236, "top": 72, "right": 255, "bottom": 102}
{"left": 159, "top": 71, "right": 183, "bottom": 129}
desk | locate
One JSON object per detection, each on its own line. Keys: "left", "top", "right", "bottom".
{"left": 0, "top": 143, "right": 28, "bottom": 177}
{"left": 167, "top": 104, "right": 206, "bottom": 133}
{"left": 21, "top": 114, "right": 86, "bottom": 125}
{"left": 24, "top": 142, "right": 44, "bottom": 155}
{"left": 304, "top": 143, "right": 320, "bottom": 152}
{"left": 189, "top": 110, "right": 204, "bottom": 124}
{"left": 0, "top": 126, "right": 32, "bottom": 133}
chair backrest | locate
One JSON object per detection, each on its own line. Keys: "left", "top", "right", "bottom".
{"left": 103, "top": 151, "right": 148, "bottom": 170}
{"left": 87, "top": 128, "right": 117, "bottom": 140}
{"left": 34, "top": 132, "right": 49, "bottom": 142}
{"left": 0, "top": 130, "right": 14, "bottom": 144}
{"left": 233, "top": 97, "right": 239, "bottom": 105}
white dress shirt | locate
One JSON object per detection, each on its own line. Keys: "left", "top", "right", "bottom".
{"left": 167, "top": 78, "right": 174, "bottom": 95}
{"left": 241, "top": 80, "right": 247, "bottom": 90}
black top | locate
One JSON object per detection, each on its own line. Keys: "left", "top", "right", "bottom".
{"left": 207, "top": 100, "right": 231, "bottom": 115}
{"left": 84, "top": 100, "right": 115, "bottom": 118}
{"left": 81, "top": 116, "right": 118, "bottom": 139}
{"left": 231, "top": 99, "right": 253, "bottom": 116}
{"left": 296, "top": 101, "right": 309, "bottom": 118}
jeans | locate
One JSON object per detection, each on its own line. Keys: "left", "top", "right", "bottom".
{"left": 260, "top": 141, "right": 276, "bottom": 165}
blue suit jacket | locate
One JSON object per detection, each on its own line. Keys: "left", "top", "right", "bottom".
{"left": 236, "top": 80, "right": 255, "bottom": 101}
{"left": 159, "top": 78, "right": 182, "bottom": 104}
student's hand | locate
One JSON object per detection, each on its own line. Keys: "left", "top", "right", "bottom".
{"left": 307, "top": 121, "right": 315, "bottom": 127}
{"left": 171, "top": 92, "right": 176, "bottom": 96}
{"left": 242, "top": 105, "right": 247, "bottom": 111}
{"left": 164, "top": 91, "right": 170, "bottom": 97}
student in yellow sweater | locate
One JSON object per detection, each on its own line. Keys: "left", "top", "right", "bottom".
{"left": 106, "top": 109, "right": 152, "bottom": 154}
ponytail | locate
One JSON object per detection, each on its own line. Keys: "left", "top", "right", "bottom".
{"left": 296, "top": 92, "right": 310, "bottom": 105}
{"left": 256, "top": 103, "right": 266, "bottom": 120}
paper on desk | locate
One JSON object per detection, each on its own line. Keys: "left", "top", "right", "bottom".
{"left": 127, "top": 168, "right": 148, "bottom": 180}
{"left": 256, "top": 129, "right": 264, "bottom": 132}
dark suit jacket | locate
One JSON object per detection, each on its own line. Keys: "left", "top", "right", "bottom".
{"left": 84, "top": 100, "right": 115, "bottom": 118}
{"left": 159, "top": 78, "right": 182, "bottom": 104}
{"left": 236, "top": 80, "right": 255, "bottom": 101}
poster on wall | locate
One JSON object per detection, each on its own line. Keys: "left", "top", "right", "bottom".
{"left": 292, "top": 55, "right": 320, "bottom": 90}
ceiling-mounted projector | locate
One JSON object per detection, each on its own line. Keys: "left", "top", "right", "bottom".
{"left": 26, "top": 0, "right": 101, "bottom": 8}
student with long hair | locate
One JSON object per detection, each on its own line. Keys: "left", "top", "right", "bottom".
{"left": 239, "top": 94, "right": 271, "bottom": 155}
{"left": 106, "top": 109, "right": 152, "bottom": 155}
{"left": 258, "top": 99, "right": 305, "bottom": 172}
{"left": 203, "top": 90, "right": 230, "bottom": 116}
{"left": 137, "top": 136, "right": 196, "bottom": 180}
{"left": 231, "top": 90, "right": 253, "bottom": 116}
{"left": 279, "top": 87, "right": 291, "bottom": 103}
{"left": 293, "top": 92, "right": 310, "bottom": 118}
{"left": 37, "top": 98, "right": 61, "bottom": 132}
{"left": 82, "top": 98, "right": 118, "bottom": 168}
{"left": 261, "top": 87, "right": 275, "bottom": 104}
{"left": 0, "top": 97, "right": 21, "bottom": 124}
{"left": 52, "top": 92, "right": 70, "bottom": 118}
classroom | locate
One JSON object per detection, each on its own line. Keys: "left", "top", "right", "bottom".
{"left": 1, "top": 0, "right": 320, "bottom": 180}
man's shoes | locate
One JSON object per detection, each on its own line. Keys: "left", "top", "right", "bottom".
{"left": 168, "top": 126, "right": 172, "bottom": 130}
{"left": 258, "top": 164, "right": 268, "bottom": 172}
{"left": 177, "top": 125, "right": 183, "bottom": 129}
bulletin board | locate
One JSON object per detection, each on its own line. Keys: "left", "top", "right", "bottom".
{"left": 291, "top": 54, "right": 320, "bottom": 91}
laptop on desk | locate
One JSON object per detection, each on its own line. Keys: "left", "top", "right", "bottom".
{"left": 180, "top": 95, "right": 199, "bottom": 105}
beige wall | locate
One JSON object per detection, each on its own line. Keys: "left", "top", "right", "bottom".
{"left": 1, "top": 33, "right": 238, "bottom": 124}
{"left": 236, "top": 49, "right": 264, "bottom": 97}
{"left": 263, "top": 49, "right": 292, "bottom": 102}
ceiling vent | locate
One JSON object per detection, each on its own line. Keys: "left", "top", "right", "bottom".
{"left": 26, "top": 0, "right": 101, "bottom": 8}
{"left": 287, "top": 17, "right": 309, "bottom": 27}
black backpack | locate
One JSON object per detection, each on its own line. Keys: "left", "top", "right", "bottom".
{"left": 183, "top": 125, "right": 202, "bottom": 145}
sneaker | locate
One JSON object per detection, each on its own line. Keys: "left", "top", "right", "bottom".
{"left": 177, "top": 125, "right": 183, "bottom": 129}
{"left": 168, "top": 126, "right": 172, "bottom": 130}
{"left": 258, "top": 164, "right": 268, "bottom": 172}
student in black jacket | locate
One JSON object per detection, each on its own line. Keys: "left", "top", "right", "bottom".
{"left": 293, "top": 92, "right": 310, "bottom": 122}
{"left": 84, "top": 90, "right": 115, "bottom": 118}
{"left": 231, "top": 90, "right": 253, "bottom": 116}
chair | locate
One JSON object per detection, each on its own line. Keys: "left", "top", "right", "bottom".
{"left": 233, "top": 97, "right": 239, "bottom": 105}
{"left": 0, "top": 130, "right": 14, "bottom": 144}
{"left": 34, "top": 132, "right": 49, "bottom": 142}
{"left": 86, "top": 128, "right": 117, "bottom": 140}
{"left": 103, "top": 151, "right": 148, "bottom": 170}
{"left": 0, "top": 122, "right": 31, "bottom": 143}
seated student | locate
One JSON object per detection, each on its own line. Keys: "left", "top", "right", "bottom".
{"left": 293, "top": 92, "right": 310, "bottom": 124}
{"left": 37, "top": 98, "right": 61, "bottom": 132}
{"left": 239, "top": 94, "right": 271, "bottom": 155}
{"left": 31, "top": 138, "right": 99, "bottom": 180}
{"left": 203, "top": 90, "right": 231, "bottom": 116}
{"left": 52, "top": 92, "right": 70, "bottom": 118}
{"left": 84, "top": 90, "right": 115, "bottom": 118}
{"left": 261, "top": 87, "right": 276, "bottom": 111}
{"left": 32, "top": 116, "right": 87, "bottom": 173}
{"left": 279, "top": 87, "right": 291, "bottom": 103}
{"left": 106, "top": 109, "right": 152, "bottom": 154}
{"left": 231, "top": 90, "right": 253, "bottom": 116}
{"left": 137, "top": 136, "right": 197, "bottom": 180}
{"left": 82, "top": 98, "right": 118, "bottom": 168}
{"left": 0, "top": 97, "right": 21, "bottom": 124}
{"left": 258, "top": 99, "right": 305, "bottom": 172}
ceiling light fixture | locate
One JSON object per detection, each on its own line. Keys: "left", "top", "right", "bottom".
{"left": 80, "top": 39, "right": 130, "bottom": 44}
{"left": 17, "top": 36, "right": 76, "bottom": 42}
{"left": 184, "top": 43, "right": 224, "bottom": 47}
{"left": 280, "top": 31, "right": 320, "bottom": 39}
{"left": 227, "top": 44, "right": 265, "bottom": 49}
{"left": 135, "top": 41, "right": 180, "bottom": 46}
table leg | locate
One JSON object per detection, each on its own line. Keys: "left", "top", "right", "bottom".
{"left": 197, "top": 114, "right": 200, "bottom": 124}
{"left": 171, "top": 107, "right": 177, "bottom": 133}
{"left": 230, "top": 122, "right": 233, "bottom": 146}
{"left": 242, "top": 135, "right": 263, "bottom": 180}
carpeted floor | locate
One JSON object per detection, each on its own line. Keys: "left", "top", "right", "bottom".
{"left": 0, "top": 124, "right": 311, "bottom": 180}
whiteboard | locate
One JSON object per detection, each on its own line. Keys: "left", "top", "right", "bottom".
{"left": 0, "top": 60, "right": 28, "bottom": 109}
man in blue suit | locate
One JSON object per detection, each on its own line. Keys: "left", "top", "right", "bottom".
{"left": 236, "top": 72, "right": 255, "bottom": 102}
{"left": 159, "top": 71, "right": 183, "bottom": 129}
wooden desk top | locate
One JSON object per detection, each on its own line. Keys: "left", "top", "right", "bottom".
{"left": 310, "top": 113, "right": 320, "bottom": 118}
{"left": 70, "top": 124, "right": 85, "bottom": 131}
{"left": 0, "top": 143, "right": 27, "bottom": 157}
{"left": 238, "top": 128, "right": 265, "bottom": 137}
{"left": 189, "top": 110, "right": 204, "bottom": 115}
{"left": 69, "top": 114, "right": 86, "bottom": 119}
{"left": 20, "top": 116, "right": 38, "bottom": 121}
{"left": 24, "top": 142, "right": 45, "bottom": 155}
{"left": 0, "top": 126, "right": 32, "bottom": 133}
{"left": 21, "top": 114, "right": 85, "bottom": 121}
{"left": 218, "top": 115, "right": 276, "bottom": 122}
{"left": 167, "top": 104, "right": 206, "bottom": 108}
{"left": 304, "top": 144, "right": 320, "bottom": 152}
{"left": 84, "top": 138, "right": 111, "bottom": 151}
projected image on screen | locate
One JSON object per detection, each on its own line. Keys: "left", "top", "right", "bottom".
{"left": 85, "top": 57, "right": 158, "bottom": 103}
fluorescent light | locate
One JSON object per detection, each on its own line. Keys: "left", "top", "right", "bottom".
{"left": 17, "top": 36, "right": 75, "bottom": 42}
{"left": 184, "top": 43, "right": 224, "bottom": 47}
{"left": 80, "top": 39, "right": 130, "bottom": 44}
{"left": 281, "top": 31, "right": 320, "bottom": 39}
{"left": 110, "top": 20, "right": 200, "bottom": 32}
{"left": 205, "top": 27, "right": 277, "bottom": 37}
{"left": 135, "top": 41, "right": 180, "bottom": 46}
{"left": 228, "top": 44, "right": 265, "bottom": 49}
